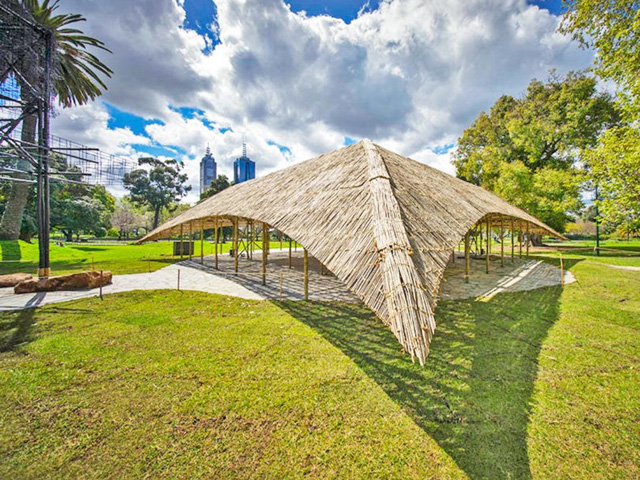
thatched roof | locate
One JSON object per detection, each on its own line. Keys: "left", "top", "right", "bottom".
{"left": 140, "top": 140, "right": 563, "bottom": 365}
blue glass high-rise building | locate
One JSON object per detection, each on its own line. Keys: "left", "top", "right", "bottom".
{"left": 199, "top": 146, "right": 217, "bottom": 194}
{"left": 233, "top": 140, "right": 255, "bottom": 184}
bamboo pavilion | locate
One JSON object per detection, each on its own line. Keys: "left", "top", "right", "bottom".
{"left": 139, "top": 140, "right": 564, "bottom": 365}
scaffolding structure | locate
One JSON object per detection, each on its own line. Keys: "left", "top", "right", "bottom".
{"left": 0, "top": 3, "right": 137, "bottom": 276}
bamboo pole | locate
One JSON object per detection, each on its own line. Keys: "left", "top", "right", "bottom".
{"left": 485, "top": 217, "right": 490, "bottom": 274}
{"left": 189, "top": 221, "right": 193, "bottom": 260}
{"left": 214, "top": 219, "right": 218, "bottom": 270}
{"left": 233, "top": 217, "right": 239, "bottom": 274}
{"left": 262, "top": 222, "right": 268, "bottom": 286}
{"left": 526, "top": 222, "right": 530, "bottom": 258}
{"left": 179, "top": 224, "right": 184, "bottom": 260}
{"left": 560, "top": 252, "right": 564, "bottom": 285}
{"left": 288, "top": 237, "right": 292, "bottom": 269}
{"left": 464, "top": 231, "right": 470, "bottom": 284}
{"left": 303, "top": 248, "right": 309, "bottom": 300}
{"left": 519, "top": 226, "right": 523, "bottom": 259}
{"left": 200, "top": 219, "right": 204, "bottom": 264}
{"left": 500, "top": 218, "right": 504, "bottom": 267}
{"left": 511, "top": 218, "right": 515, "bottom": 262}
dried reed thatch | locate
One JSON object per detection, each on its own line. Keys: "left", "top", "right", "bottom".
{"left": 140, "top": 140, "right": 564, "bottom": 365}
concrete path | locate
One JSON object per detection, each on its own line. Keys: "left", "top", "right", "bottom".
{"left": 599, "top": 263, "right": 640, "bottom": 272}
{"left": 0, "top": 251, "right": 575, "bottom": 312}
{"left": 0, "top": 263, "right": 265, "bottom": 311}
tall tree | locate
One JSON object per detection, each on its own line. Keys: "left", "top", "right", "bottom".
{"left": 199, "top": 174, "right": 231, "bottom": 202}
{"left": 123, "top": 157, "right": 191, "bottom": 230}
{"left": 584, "top": 126, "right": 640, "bottom": 235}
{"left": 561, "top": 0, "right": 640, "bottom": 236}
{"left": 453, "top": 71, "right": 618, "bottom": 233}
{"left": 560, "top": 0, "right": 640, "bottom": 120}
{"left": 0, "top": 0, "right": 112, "bottom": 239}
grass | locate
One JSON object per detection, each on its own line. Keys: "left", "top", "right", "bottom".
{"left": 0, "top": 254, "right": 638, "bottom": 478}
{"left": 0, "top": 292, "right": 463, "bottom": 479}
{"left": 0, "top": 240, "right": 295, "bottom": 276}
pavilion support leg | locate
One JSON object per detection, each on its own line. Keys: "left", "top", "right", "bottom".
{"left": 485, "top": 217, "right": 491, "bottom": 274}
{"left": 500, "top": 219, "right": 504, "bottom": 267}
{"left": 288, "top": 238, "right": 292, "bottom": 269}
{"left": 526, "top": 222, "right": 530, "bottom": 258}
{"left": 214, "top": 220, "right": 218, "bottom": 270}
{"left": 519, "top": 228, "right": 523, "bottom": 258}
{"left": 179, "top": 224, "right": 184, "bottom": 260}
{"left": 189, "top": 221, "right": 193, "bottom": 260}
{"left": 511, "top": 219, "right": 515, "bottom": 262}
{"left": 200, "top": 219, "right": 204, "bottom": 265}
{"left": 303, "top": 248, "right": 309, "bottom": 300}
{"left": 233, "top": 217, "right": 239, "bottom": 274}
{"left": 464, "top": 231, "right": 470, "bottom": 284}
{"left": 262, "top": 222, "right": 268, "bottom": 286}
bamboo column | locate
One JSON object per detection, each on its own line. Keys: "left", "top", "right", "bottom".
{"left": 262, "top": 222, "right": 268, "bottom": 286}
{"left": 511, "top": 218, "right": 515, "bottom": 262}
{"left": 500, "top": 218, "right": 504, "bottom": 267}
{"left": 485, "top": 217, "right": 491, "bottom": 274}
{"left": 179, "top": 224, "right": 184, "bottom": 260}
{"left": 303, "top": 248, "right": 309, "bottom": 300}
{"left": 519, "top": 226, "right": 523, "bottom": 258}
{"left": 214, "top": 220, "right": 218, "bottom": 269}
{"left": 464, "top": 231, "right": 470, "bottom": 284}
{"left": 189, "top": 221, "right": 193, "bottom": 260}
{"left": 233, "top": 217, "right": 239, "bottom": 274}
{"left": 288, "top": 237, "right": 292, "bottom": 268}
{"left": 526, "top": 222, "right": 530, "bottom": 258}
{"left": 199, "top": 219, "right": 204, "bottom": 264}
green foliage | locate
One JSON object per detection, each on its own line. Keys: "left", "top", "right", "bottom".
{"left": 585, "top": 126, "right": 640, "bottom": 234}
{"left": 560, "top": 0, "right": 640, "bottom": 120}
{"left": 454, "top": 71, "right": 618, "bottom": 232}
{"left": 199, "top": 174, "right": 231, "bottom": 202}
{"left": 51, "top": 196, "right": 110, "bottom": 241}
{"left": 22, "top": 0, "right": 113, "bottom": 107}
{"left": 123, "top": 158, "right": 191, "bottom": 230}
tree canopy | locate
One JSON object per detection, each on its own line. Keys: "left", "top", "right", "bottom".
{"left": 123, "top": 157, "right": 191, "bottom": 230}
{"left": 453, "top": 71, "right": 618, "bottom": 233}
{"left": 199, "top": 174, "right": 231, "bottom": 202}
{"left": 560, "top": 0, "right": 640, "bottom": 120}
{"left": 584, "top": 126, "right": 640, "bottom": 234}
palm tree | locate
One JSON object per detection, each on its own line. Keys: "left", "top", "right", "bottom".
{"left": 0, "top": 0, "right": 112, "bottom": 239}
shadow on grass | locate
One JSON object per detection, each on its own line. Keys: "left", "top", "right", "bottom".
{"left": 0, "top": 308, "right": 36, "bottom": 352}
{"left": 0, "top": 240, "right": 21, "bottom": 261}
{"left": 276, "top": 278, "right": 568, "bottom": 479}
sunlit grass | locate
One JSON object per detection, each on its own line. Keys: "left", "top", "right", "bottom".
{"left": 0, "top": 255, "right": 637, "bottom": 478}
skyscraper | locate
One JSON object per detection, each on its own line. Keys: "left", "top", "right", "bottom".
{"left": 233, "top": 138, "right": 255, "bottom": 184}
{"left": 200, "top": 146, "right": 217, "bottom": 194}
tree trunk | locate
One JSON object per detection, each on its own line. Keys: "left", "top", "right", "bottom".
{"left": 0, "top": 113, "right": 37, "bottom": 240}
{"left": 63, "top": 230, "right": 73, "bottom": 242}
{"left": 530, "top": 233, "right": 543, "bottom": 246}
{"left": 152, "top": 206, "right": 161, "bottom": 230}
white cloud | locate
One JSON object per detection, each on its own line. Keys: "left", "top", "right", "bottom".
{"left": 51, "top": 0, "right": 594, "bottom": 199}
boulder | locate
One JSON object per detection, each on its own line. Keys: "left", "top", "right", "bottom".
{"left": 14, "top": 271, "right": 113, "bottom": 294}
{"left": 0, "top": 273, "right": 33, "bottom": 288}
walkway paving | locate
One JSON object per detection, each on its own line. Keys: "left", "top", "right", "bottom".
{"left": 441, "top": 254, "right": 575, "bottom": 301}
{"left": 0, "top": 250, "right": 572, "bottom": 311}
{"left": 599, "top": 263, "right": 640, "bottom": 271}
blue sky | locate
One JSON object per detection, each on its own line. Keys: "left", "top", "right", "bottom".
{"left": 52, "top": 0, "right": 590, "bottom": 202}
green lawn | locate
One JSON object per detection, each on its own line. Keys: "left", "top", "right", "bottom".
{"left": 0, "top": 257, "right": 638, "bottom": 478}
{"left": 0, "top": 240, "right": 295, "bottom": 276}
